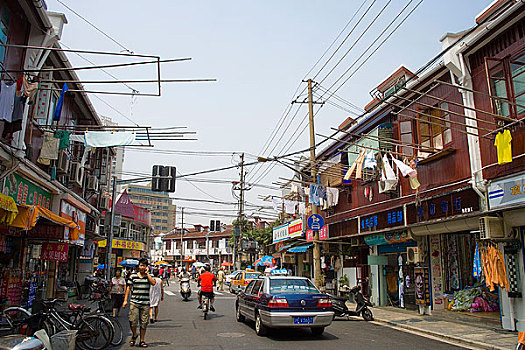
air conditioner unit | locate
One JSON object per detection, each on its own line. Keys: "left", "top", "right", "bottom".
{"left": 480, "top": 217, "right": 505, "bottom": 240}
{"left": 57, "top": 150, "right": 69, "bottom": 174}
{"left": 406, "top": 246, "right": 421, "bottom": 264}
{"left": 69, "top": 162, "right": 84, "bottom": 187}
{"left": 99, "top": 197, "right": 110, "bottom": 211}
{"left": 87, "top": 176, "right": 99, "bottom": 191}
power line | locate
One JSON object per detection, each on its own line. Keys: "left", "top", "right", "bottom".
{"left": 56, "top": 0, "right": 134, "bottom": 54}
{"left": 317, "top": 0, "right": 392, "bottom": 85}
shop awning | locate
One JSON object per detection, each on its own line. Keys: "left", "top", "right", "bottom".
{"left": 278, "top": 243, "right": 294, "bottom": 253}
{"left": 287, "top": 244, "right": 313, "bottom": 253}
{"left": 11, "top": 204, "right": 80, "bottom": 239}
{"left": 0, "top": 193, "right": 18, "bottom": 225}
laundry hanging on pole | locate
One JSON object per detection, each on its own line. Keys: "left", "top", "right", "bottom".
{"left": 53, "top": 83, "right": 69, "bottom": 122}
{"left": 378, "top": 154, "right": 397, "bottom": 193}
{"left": 85, "top": 131, "right": 135, "bottom": 147}
{"left": 494, "top": 129, "right": 512, "bottom": 164}
{"left": 284, "top": 200, "right": 297, "bottom": 214}
{"left": 271, "top": 197, "right": 283, "bottom": 212}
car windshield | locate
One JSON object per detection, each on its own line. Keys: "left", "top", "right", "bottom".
{"left": 269, "top": 278, "right": 319, "bottom": 294}
{"left": 245, "top": 273, "right": 261, "bottom": 279}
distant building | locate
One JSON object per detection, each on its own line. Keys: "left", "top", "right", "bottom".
{"left": 124, "top": 183, "right": 176, "bottom": 236}
{"left": 100, "top": 116, "right": 125, "bottom": 192}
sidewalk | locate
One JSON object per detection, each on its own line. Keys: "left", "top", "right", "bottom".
{"left": 369, "top": 305, "right": 518, "bottom": 350}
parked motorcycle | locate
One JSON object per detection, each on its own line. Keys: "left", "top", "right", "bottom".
{"left": 180, "top": 278, "right": 191, "bottom": 301}
{"left": 330, "top": 285, "right": 374, "bottom": 321}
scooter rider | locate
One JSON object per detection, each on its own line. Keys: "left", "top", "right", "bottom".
{"left": 179, "top": 268, "right": 190, "bottom": 281}
{"left": 197, "top": 265, "right": 217, "bottom": 312}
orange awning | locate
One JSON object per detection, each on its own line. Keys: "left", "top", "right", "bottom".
{"left": 11, "top": 204, "right": 80, "bottom": 240}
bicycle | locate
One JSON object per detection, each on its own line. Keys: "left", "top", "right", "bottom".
{"left": 89, "top": 294, "right": 124, "bottom": 346}
{"left": 38, "top": 298, "right": 114, "bottom": 350}
{"left": 0, "top": 298, "right": 32, "bottom": 335}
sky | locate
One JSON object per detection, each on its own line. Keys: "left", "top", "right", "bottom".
{"left": 45, "top": 0, "right": 492, "bottom": 228}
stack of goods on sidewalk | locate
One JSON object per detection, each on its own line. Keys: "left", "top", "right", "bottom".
{"left": 446, "top": 285, "right": 499, "bottom": 313}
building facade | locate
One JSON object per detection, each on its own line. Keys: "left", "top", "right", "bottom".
{"left": 124, "top": 183, "right": 176, "bottom": 236}
{"left": 162, "top": 224, "right": 233, "bottom": 266}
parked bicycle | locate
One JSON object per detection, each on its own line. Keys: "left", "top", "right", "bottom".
{"left": 37, "top": 298, "right": 114, "bottom": 350}
{"left": 89, "top": 293, "right": 124, "bottom": 346}
{"left": 0, "top": 298, "right": 32, "bottom": 335}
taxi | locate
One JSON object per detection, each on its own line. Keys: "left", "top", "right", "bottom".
{"left": 229, "top": 269, "right": 262, "bottom": 294}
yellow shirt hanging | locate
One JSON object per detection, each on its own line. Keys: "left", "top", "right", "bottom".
{"left": 494, "top": 130, "right": 512, "bottom": 164}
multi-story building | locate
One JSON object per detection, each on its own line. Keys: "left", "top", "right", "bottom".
{"left": 124, "top": 183, "right": 176, "bottom": 236}
{"left": 270, "top": 0, "right": 525, "bottom": 332}
{"left": 162, "top": 224, "right": 233, "bottom": 266}
{"left": 100, "top": 116, "right": 125, "bottom": 192}
{"left": 0, "top": 1, "right": 115, "bottom": 303}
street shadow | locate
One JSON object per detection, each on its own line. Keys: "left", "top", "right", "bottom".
{"left": 241, "top": 321, "right": 338, "bottom": 341}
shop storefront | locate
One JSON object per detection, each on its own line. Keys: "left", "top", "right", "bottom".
{"left": 488, "top": 172, "right": 525, "bottom": 331}
{"left": 97, "top": 238, "right": 146, "bottom": 268}
{"left": 271, "top": 218, "right": 305, "bottom": 277}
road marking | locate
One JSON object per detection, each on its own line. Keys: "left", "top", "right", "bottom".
{"left": 215, "top": 291, "right": 224, "bottom": 295}
{"left": 165, "top": 290, "right": 176, "bottom": 296}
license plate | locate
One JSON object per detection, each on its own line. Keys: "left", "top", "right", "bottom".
{"left": 293, "top": 316, "right": 313, "bottom": 324}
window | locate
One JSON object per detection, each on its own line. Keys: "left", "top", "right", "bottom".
{"left": 269, "top": 278, "right": 319, "bottom": 294}
{"left": 0, "top": 6, "right": 9, "bottom": 64}
{"left": 250, "top": 280, "right": 263, "bottom": 295}
{"left": 165, "top": 240, "right": 172, "bottom": 251}
{"left": 245, "top": 280, "right": 256, "bottom": 294}
{"left": 187, "top": 240, "right": 193, "bottom": 249}
{"left": 486, "top": 52, "right": 525, "bottom": 119}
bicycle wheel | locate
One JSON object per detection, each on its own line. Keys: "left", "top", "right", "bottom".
{"left": 4, "top": 307, "right": 31, "bottom": 334}
{"left": 108, "top": 316, "right": 124, "bottom": 346}
{"left": 76, "top": 315, "right": 113, "bottom": 350}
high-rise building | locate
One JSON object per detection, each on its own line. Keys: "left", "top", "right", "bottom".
{"left": 124, "top": 183, "right": 176, "bottom": 236}
{"left": 100, "top": 116, "right": 125, "bottom": 192}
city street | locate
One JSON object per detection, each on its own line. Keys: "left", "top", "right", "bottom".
{"left": 113, "top": 280, "right": 467, "bottom": 349}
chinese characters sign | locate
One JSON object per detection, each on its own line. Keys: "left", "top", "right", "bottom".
{"left": 488, "top": 173, "right": 525, "bottom": 209}
{"left": 288, "top": 219, "right": 304, "bottom": 238}
{"left": 306, "top": 226, "right": 328, "bottom": 241}
{"left": 3, "top": 173, "right": 51, "bottom": 208}
{"left": 272, "top": 223, "right": 290, "bottom": 243}
{"left": 98, "top": 239, "right": 146, "bottom": 251}
{"left": 41, "top": 242, "right": 69, "bottom": 261}
{"left": 61, "top": 201, "right": 86, "bottom": 246}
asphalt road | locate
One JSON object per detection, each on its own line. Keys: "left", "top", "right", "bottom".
{"left": 112, "top": 280, "right": 466, "bottom": 350}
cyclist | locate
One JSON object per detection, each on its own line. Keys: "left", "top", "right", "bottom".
{"left": 197, "top": 265, "right": 217, "bottom": 312}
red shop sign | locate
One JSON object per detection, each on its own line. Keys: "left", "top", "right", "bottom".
{"left": 40, "top": 242, "right": 69, "bottom": 261}
{"left": 306, "top": 226, "right": 328, "bottom": 241}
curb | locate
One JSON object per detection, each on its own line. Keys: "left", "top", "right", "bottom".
{"left": 373, "top": 317, "right": 509, "bottom": 350}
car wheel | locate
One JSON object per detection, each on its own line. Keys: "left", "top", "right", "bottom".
{"left": 311, "top": 327, "right": 325, "bottom": 336}
{"left": 255, "top": 312, "right": 267, "bottom": 336}
{"left": 236, "top": 304, "right": 245, "bottom": 322}
{"left": 362, "top": 308, "right": 374, "bottom": 321}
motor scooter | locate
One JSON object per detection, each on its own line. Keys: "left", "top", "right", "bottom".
{"left": 329, "top": 285, "right": 374, "bottom": 321}
{"left": 180, "top": 278, "right": 191, "bottom": 301}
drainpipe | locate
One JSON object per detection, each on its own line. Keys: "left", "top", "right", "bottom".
{"left": 455, "top": 56, "right": 487, "bottom": 211}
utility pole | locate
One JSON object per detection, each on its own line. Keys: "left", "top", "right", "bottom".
{"left": 235, "top": 153, "right": 245, "bottom": 270}
{"left": 106, "top": 175, "right": 117, "bottom": 281}
{"left": 180, "top": 207, "right": 184, "bottom": 267}
{"left": 307, "top": 79, "right": 322, "bottom": 287}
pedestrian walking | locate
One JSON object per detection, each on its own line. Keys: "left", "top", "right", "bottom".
{"left": 149, "top": 270, "right": 164, "bottom": 323}
{"left": 217, "top": 267, "right": 226, "bottom": 291}
{"left": 191, "top": 265, "right": 197, "bottom": 280}
{"left": 109, "top": 269, "right": 126, "bottom": 317}
{"left": 122, "top": 258, "right": 156, "bottom": 348}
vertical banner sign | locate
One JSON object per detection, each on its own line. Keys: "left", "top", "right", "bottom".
{"left": 27, "top": 274, "right": 38, "bottom": 309}
{"left": 306, "top": 226, "right": 328, "bottom": 241}
{"left": 429, "top": 235, "right": 444, "bottom": 309}
{"left": 414, "top": 267, "right": 431, "bottom": 305}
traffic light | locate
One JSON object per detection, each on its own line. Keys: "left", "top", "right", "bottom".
{"left": 209, "top": 220, "right": 215, "bottom": 231}
{"left": 215, "top": 220, "right": 221, "bottom": 232}
{"left": 152, "top": 165, "right": 176, "bottom": 192}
